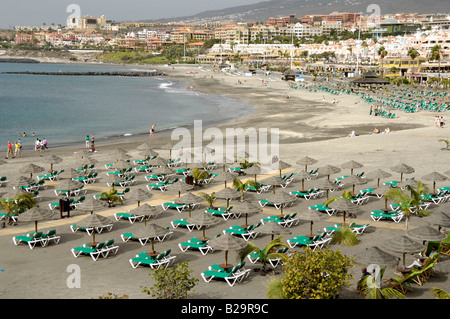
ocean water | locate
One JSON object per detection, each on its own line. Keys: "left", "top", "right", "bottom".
{"left": 0, "top": 62, "right": 253, "bottom": 150}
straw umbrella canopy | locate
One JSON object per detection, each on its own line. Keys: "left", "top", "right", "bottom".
{"left": 128, "top": 203, "right": 163, "bottom": 222}
{"left": 2, "top": 187, "right": 27, "bottom": 199}
{"left": 76, "top": 196, "right": 108, "bottom": 214}
{"left": 421, "top": 171, "right": 448, "bottom": 194}
{"left": 186, "top": 211, "right": 220, "bottom": 242}
{"left": 366, "top": 169, "right": 392, "bottom": 188}
{"left": 147, "top": 156, "right": 168, "bottom": 168}
{"left": 296, "top": 156, "right": 318, "bottom": 172}
{"left": 294, "top": 170, "right": 312, "bottom": 192}
{"left": 158, "top": 143, "right": 175, "bottom": 160}
{"left": 341, "top": 175, "right": 367, "bottom": 196}
{"left": 390, "top": 163, "right": 415, "bottom": 182}
{"left": 260, "top": 176, "right": 284, "bottom": 194}
{"left": 76, "top": 155, "right": 98, "bottom": 166}
{"left": 207, "top": 232, "right": 248, "bottom": 270}
{"left": 243, "top": 165, "right": 262, "bottom": 182}
{"left": 328, "top": 198, "right": 360, "bottom": 225}
{"left": 137, "top": 142, "right": 155, "bottom": 151}
{"left": 11, "top": 176, "right": 35, "bottom": 188}
{"left": 165, "top": 181, "right": 194, "bottom": 197}
{"left": 111, "top": 148, "right": 130, "bottom": 161}
{"left": 381, "top": 235, "right": 426, "bottom": 269}
{"left": 354, "top": 246, "right": 400, "bottom": 268}
{"left": 341, "top": 160, "right": 363, "bottom": 175}
{"left": 76, "top": 213, "right": 113, "bottom": 245}
{"left": 215, "top": 187, "right": 241, "bottom": 207}
{"left": 17, "top": 206, "right": 57, "bottom": 233}
{"left": 232, "top": 200, "right": 263, "bottom": 228}
{"left": 20, "top": 163, "right": 45, "bottom": 179}
{"left": 423, "top": 210, "right": 450, "bottom": 232}
{"left": 151, "top": 165, "right": 174, "bottom": 176}
{"left": 126, "top": 188, "right": 152, "bottom": 207}
{"left": 406, "top": 226, "right": 446, "bottom": 243}
{"left": 265, "top": 190, "right": 296, "bottom": 217}
{"left": 314, "top": 178, "right": 339, "bottom": 200}
{"left": 41, "top": 155, "right": 63, "bottom": 173}
{"left": 135, "top": 223, "right": 169, "bottom": 256}
{"left": 56, "top": 179, "right": 83, "bottom": 192}
{"left": 112, "top": 159, "right": 132, "bottom": 172}
{"left": 257, "top": 220, "right": 292, "bottom": 241}
{"left": 61, "top": 168, "right": 82, "bottom": 179}
{"left": 175, "top": 192, "right": 203, "bottom": 217}
{"left": 272, "top": 160, "right": 292, "bottom": 177}
{"left": 214, "top": 171, "right": 238, "bottom": 188}
{"left": 298, "top": 209, "right": 328, "bottom": 237}
{"left": 318, "top": 165, "right": 341, "bottom": 180}
{"left": 105, "top": 174, "right": 123, "bottom": 187}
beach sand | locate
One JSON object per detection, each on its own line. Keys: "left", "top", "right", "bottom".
{"left": 0, "top": 63, "right": 449, "bottom": 301}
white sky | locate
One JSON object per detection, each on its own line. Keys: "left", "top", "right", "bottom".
{"left": 0, "top": 0, "right": 264, "bottom": 29}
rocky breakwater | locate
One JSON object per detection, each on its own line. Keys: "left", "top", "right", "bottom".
{"left": 0, "top": 57, "right": 40, "bottom": 63}
{"left": 0, "top": 70, "right": 167, "bottom": 77}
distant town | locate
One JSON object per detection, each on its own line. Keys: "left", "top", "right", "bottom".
{"left": 2, "top": 11, "right": 450, "bottom": 85}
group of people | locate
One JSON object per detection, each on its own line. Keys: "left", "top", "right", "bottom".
{"left": 434, "top": 116, "right": 445, "bottom": 128}
{"left": 372, "top": 127, "right": 391, "bottom": 134}
{"left": 5, "top": 139, "right": 22, "bottom": 159}
{"left": 34, "top": 138, "right": 48, "bottom": 152}
{"left": 85, "top": 134, "right": 96, "bottom": 152}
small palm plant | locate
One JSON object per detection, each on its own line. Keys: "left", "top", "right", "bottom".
{"left": 238, "top": 236, "right": 289, "bottom": 273}
{"left": 359, "top": 266, "right": 406, "bottom": 299}
{"left": 190, "top": 168, "right": 211, "bottom": 186}
{"left": 324, "top": 190, "right": 359, "bottom": 246}
{"left": 233, "top": 177, "right": 260, "bottom": 201}
{"left": 0, "top": 192, "right": 36, "bottom": 225}
{"left": 99, "top": 187, "right": 123, "bottom": 207}
{"left": 439, "top": 139, "right": 450, "bottom": 150}
{"left": 430, "top": 287, "right": 449, "bottom": 299}
{"left": 200, "top": 192, "right": 216, "bottom": 209}
{"left": 385, "top": 180, "right": 429, "bottom": 231}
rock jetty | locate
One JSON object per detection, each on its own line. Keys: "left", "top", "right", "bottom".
{"left": 0, "top": 70, "right": 167, "bottom": 77}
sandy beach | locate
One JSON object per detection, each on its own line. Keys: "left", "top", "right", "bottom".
{"left": 0, "top": 61, "right": 449, "bottom": 302}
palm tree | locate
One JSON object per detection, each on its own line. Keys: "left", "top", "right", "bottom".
{"left": 324, "top": 190, "right": 359, "bottom": 246}
{"left": 385, "top": 181, "right": 430, "bottom": 231}
{"left": 0, "top": 192, "right": 36, "bottom": 225}
{"left": 238, "top": 236, "right": 289, "bottom": 273}
{"left": 430, "top": 45, "right": 443, "bottom": 83}
{"left": 200, "top": 192, "right": 216, "bottom": 209}
{"left": 430, "top": 287, "right": 449, "bottom": 299}
{"left": 99, "top": 187, "right": 123, "bottom": 207}
{"left": 190, "top": 168, "right": 211, "bottom": 186}
{"left": 378, "top": 46, "right": 387, "bottom": 77}
{"left": 233, "top": 177, "right": 260, "bottom": 201}
{"left": 359, "top": 267, "right": 406, "bottom": 299}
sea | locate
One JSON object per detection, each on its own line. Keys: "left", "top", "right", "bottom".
{"left": 0, "top": 62, "right": 253, "bottom": 150}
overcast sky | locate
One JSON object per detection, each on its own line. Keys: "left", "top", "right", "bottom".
{"left": 0, "top": 0, "right": 265, "bottom": 29}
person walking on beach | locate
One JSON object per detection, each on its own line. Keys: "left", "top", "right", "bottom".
{"left": 14, "top": 140, "right": 21, "bottom": 158}
{"left": 6, "top": 141, "right": 14, "bottom": 159}
{"left": 85, "top": 135, "right": 90, "bottom": 148}
{"left": 440, "top": 116, "right": 445, "bottom": 128}
{"left": 150, "top": 124, "right": 156, "bottom": 138}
